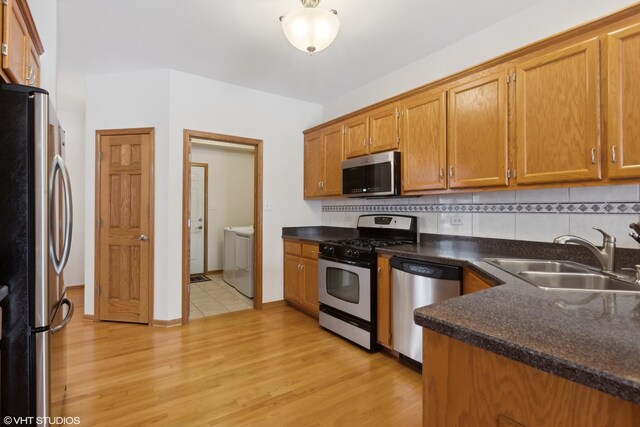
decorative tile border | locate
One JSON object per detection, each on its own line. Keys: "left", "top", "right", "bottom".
{"left": 322, "top": 202, "right": 640, "bottom": 214}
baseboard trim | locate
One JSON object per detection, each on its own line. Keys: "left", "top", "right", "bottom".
{"left": 206, "top": 269, "right": 222, "bottom": 275}
{"left": 65, "top": 284, "right": 85, "bottom": 289}
{"left": 262, "top": 300, "right": 286, "bottom": 309}
{"left": 153, "top": 318, "right": 182, "bottom": 327}
{"left": 83, "top": 314, "right": 94, "bottom": 321}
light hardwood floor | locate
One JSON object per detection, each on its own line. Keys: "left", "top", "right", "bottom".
{"left": 59, "top": 287, "right": 422, "bottom": 426}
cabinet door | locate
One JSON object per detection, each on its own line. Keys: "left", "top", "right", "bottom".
{"left": 2, "top": 0, "right": 28, "bottom": 83}
{"left": 376, "top": 256, "right": 392, "bottom": 348}
{"left": 344, "top": 115, "right": 369, "bottom": 159}
{"left": 462, "top": 269, "right": 492, "bottom": 295}
{"left": 284, "top": 254, "right": 302, "bottom": 304}
{"left": 515, "top": 38, "right": 601, "bottom": 184}
{"left": 323, "top": 124, "right": 344, "bottom": 196}
{"left": 303, "top": 130, "right": 324, "bottom": 199}
{"left": 606, "top": 23, "right": 640, "bottom": 179}
{"left": 448, "top": 70, "right": 509, "bottom": 188}
{"left": 369, "top": 103, "right": 400, "bottom": 154}
{"left": 401, "top": 91, "right": 447, "bottom": 192}
{"left": 301, "top": 258, "right": 318, "bottom": 315}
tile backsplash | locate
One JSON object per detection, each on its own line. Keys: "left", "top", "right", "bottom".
{"left": 321, "top": 185, "right": 640, "bottom": 249}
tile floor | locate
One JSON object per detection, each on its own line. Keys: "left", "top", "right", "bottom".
{"left": 190, "top": 273, "right": 253, "bottom": 319}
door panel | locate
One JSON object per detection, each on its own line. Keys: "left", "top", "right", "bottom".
{"left": 323, "top": 124, "right": 343, "bottom": 196}
{"left": 301, "top": 258, "right": 318, "bottom": 315}
{"left": 607, "top": 22, "right": 640, "bottom": 179}
{"left": 344, "top": 115, "right": 369, "bottom": 159}
{"left": 99, "top": 131, "right": 153, "bottom": 324}
{"left": 284, "top": 254, "right": 301, "bottom": 303}
{"left": 401, "top": 91, "right": 447, "bottom": 192}
{"left": 189, "top": 165, "right": 206, "bottom": 274}
{"left": 448, "top": 70, "right": 509, "bottom": 188}
{"left": 515, "top": 38, "right": 601, "bottom": 184}
{"left": 303, "top": 131, "right": 324, "bottom": 198}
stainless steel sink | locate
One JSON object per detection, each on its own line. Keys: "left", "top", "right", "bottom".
{"left": 518, "top": 271, "right": 640, "bottom": 293}
{"left": 484, "top": 258, "right": 640, "bottom": 293}
{"left": 486, "top": 258, "right": 592, "bottom": 274}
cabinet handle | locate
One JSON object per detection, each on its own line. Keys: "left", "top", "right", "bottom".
{"left": 449, "top": 166, "right": 454, "bottom": 178}
{"left": 377, "top": 267, "right": 382, "bottom": 275}
{"left": 297, "top": 264, "right": 302, "bottom": 270}
{"left": 362, "top": 138, "right": 366, "bottom": 146}
{"left": 25, "top": 64, "right": 34, "bottom": 85}
{"left": 590, "top": 147, "right": 596, "bottom": 164}
{"left": 611, "top": 146, "right": 617, "bottom": 163}
{"left": 439, "top": 167, "right": 444, "bottom": 180}
{"left": 369, "top": 136, "right": 373, "bottom": 146}
{"left": 321, "top": 181, "right": 325, "bottom": 189}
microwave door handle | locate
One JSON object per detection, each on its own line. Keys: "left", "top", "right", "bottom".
{"left": 49, "top": 154, "right": 73, "bottom": 275}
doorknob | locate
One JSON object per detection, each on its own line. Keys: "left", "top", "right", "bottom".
{"left": 198, "top": 218, "right": 203, "bottom": 222}
{"left": 135, "top": 235, "right": 149, "bottom": 241}
{"left": 197, "top": 226, "right": 203, "bottom": 230}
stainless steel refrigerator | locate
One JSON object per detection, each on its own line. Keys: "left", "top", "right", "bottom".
{"left": 0, "top": 83, "right": 74, "bottom": 423}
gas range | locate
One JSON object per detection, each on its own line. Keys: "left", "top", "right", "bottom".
{"left": 317, "top": 214, "right": 418, "bottom": 351}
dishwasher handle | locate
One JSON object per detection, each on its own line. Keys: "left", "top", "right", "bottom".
{"left": 390, "top": 257, "right": 461, "bottom": 280}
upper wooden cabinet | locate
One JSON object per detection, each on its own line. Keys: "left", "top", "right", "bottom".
{"left": 303, "top": 123, "right": 344, "bottom": 199}
{"left": 515, "top": 38, "right": 601, "bottom": 185}
{"left": 606, "top": 22, "right": 640, "bottom": 179}
{"left": 401, "top": 90, "right": 447, "bottom": 192}
{"left": 447, "top": 70, "right": 509, "bottom": 189}
{"left": 1, "top": 0, "right": 43, "bottom": 86}
{"left": 344, "top": 103, "right": 400, "bottom": 159}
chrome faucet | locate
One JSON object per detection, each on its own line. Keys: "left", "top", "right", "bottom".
{"left": 553, "top": 227, "right": 616, "bottom": 273}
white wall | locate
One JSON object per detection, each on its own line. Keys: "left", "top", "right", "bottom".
{"left": 27, "top": 0, "right": 57, "bottom": 106}
{"left": 84, "top": 69, "right": 171, "bottom": 317}
{"left": 323, "top": 0, "right": 639, "bottom": 120}
{"left": 84, "top": 69, "right": 322, "bottom": 320}
{"left": 191, "top": 144, "right": 254, "bottom": 271}
{"left": 58, "top": 110, "right": 85, "bottom": 285}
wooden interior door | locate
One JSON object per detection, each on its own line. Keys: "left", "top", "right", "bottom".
{"left": 447, "top": 70, "right": 509, "bottom": 188}
{"left": 606, "top": 22, "right": 640, "bottom": 179}
{"left": 515, "top": 38, "right": 601, "bottom": 184}
{"left": 97, "top": 129, "right": 154, "bottom": 324}
{"left": 401, "top": 90, "right": 447, "bottom": 192}
{"left": 323, "top": 124, "right": 344, "bottom": 196}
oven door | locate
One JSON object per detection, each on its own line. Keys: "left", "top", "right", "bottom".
{"left": 318, "top": 257, "right": 372, "bottom": 322}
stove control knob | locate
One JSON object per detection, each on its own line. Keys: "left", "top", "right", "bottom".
{"left": 325, "top": 246, "right": 334, "bottom": 255}
{"left": 352, "top": 250, "right": 360, "bottom": 258}
{"left": 346, "top": 249, "right": 353, "bottom": 257}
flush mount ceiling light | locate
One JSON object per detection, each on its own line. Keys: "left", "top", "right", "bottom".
{"left": 279, "top": 0, "right": 340, "bottom": 54}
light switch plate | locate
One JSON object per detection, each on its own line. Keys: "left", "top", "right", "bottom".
{"left": 265, "top": 200, "right": 274, "bottom": 211}
{"left": 450, "top": 216, "right": 464, "bottom": 225}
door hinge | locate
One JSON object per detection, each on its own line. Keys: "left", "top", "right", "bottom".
{"left": 187, "top": 283, "right": 191, "bottom": 294}
{"left": 97, "top": 286, "right": 101, "bottom": 296}
{"left": 98, "top": 151, "right": 102, "bottom": 161}
{"left": 97, "top": 218, "right": 101, "bottom": 227}
{"left": 187, "top": 218, "right": 191, "bottom": 227}
{"left": 1, "top": 43, "right": 7, "bottom": 56}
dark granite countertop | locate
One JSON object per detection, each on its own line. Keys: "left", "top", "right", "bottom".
{"left": 379, "top": 235, "right": 640, "bottom": 404}
{"left": 283, "top": 227, "right": 640, "bottom": 404}
{"left": 282, "top": 226, "right": 358, "bottom": 244}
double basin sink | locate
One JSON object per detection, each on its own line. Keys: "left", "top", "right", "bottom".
{"left": 485, "top": 258, "right": 640, "bottom": 293}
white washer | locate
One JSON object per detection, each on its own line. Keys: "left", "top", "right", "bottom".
{"left": 223, "top": 226, "right": 254, "bottom": 298}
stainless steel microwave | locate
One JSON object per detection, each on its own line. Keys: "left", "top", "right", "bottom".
{"left": 342, "top": 151, "right": 401, "bottom": 197}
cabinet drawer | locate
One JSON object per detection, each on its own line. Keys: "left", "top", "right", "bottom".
{"left": 284, "top": 241, "right": 302, "bottom": 256}
{"left": 302, "top": 243, "right": 319, "bottom": 259}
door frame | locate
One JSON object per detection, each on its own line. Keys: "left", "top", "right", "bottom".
{"left": 189, "top": 162, "right": 209, "bottom": 275}
{"left": 94, "top": 127, "right": 155, "bottom": 324}
{"left": 182, "top": 130, "right": 263, "bottom": 324}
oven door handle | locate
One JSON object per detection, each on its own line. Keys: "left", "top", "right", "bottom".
{"left": 318, "top": 255, "right": 374, "bottom": 269}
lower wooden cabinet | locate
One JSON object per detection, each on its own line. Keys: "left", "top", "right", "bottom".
{"left": 423, "top": 329, "right": 640, "bottom": 426}
{"left": 376, "top": 256, "right": 392, "bottom": 348}
{"left": 462, "top": 268, "right": 493, "bottom": 294}
{"left": 283, "top": 240, "right": 319, "bottom": 317}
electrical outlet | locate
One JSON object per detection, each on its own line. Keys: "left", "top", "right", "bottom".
{"left": 450, "top": 216, "right": 464, "bottom": 226}
{"left": 209, "top": 203, "right": 216, "bottom": 210}
{"left": 264, "top": 200, "right": 274, "bottom": 211}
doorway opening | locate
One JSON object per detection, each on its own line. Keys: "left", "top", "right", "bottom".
{"left": 182, "top": 130, "right": 263, "bottom": 324}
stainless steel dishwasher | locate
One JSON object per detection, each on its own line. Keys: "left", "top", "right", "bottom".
{"left": 391, "top": 257, "right": 461, "bottom": 364}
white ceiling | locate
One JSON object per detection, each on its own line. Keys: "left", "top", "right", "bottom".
{"left": 57, "top": 0, "right": 547, "bottom": 110}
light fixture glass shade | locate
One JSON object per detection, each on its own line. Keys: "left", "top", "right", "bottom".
{"left": 281, "top": 7, "right": 340, "bottom": 54}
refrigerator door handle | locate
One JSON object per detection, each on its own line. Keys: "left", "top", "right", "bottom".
{"left": 49, "top": 154, "right": 73, "bottom": 275}
{"left": 50, "top": 297, "right": 74, "bottom": 335}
